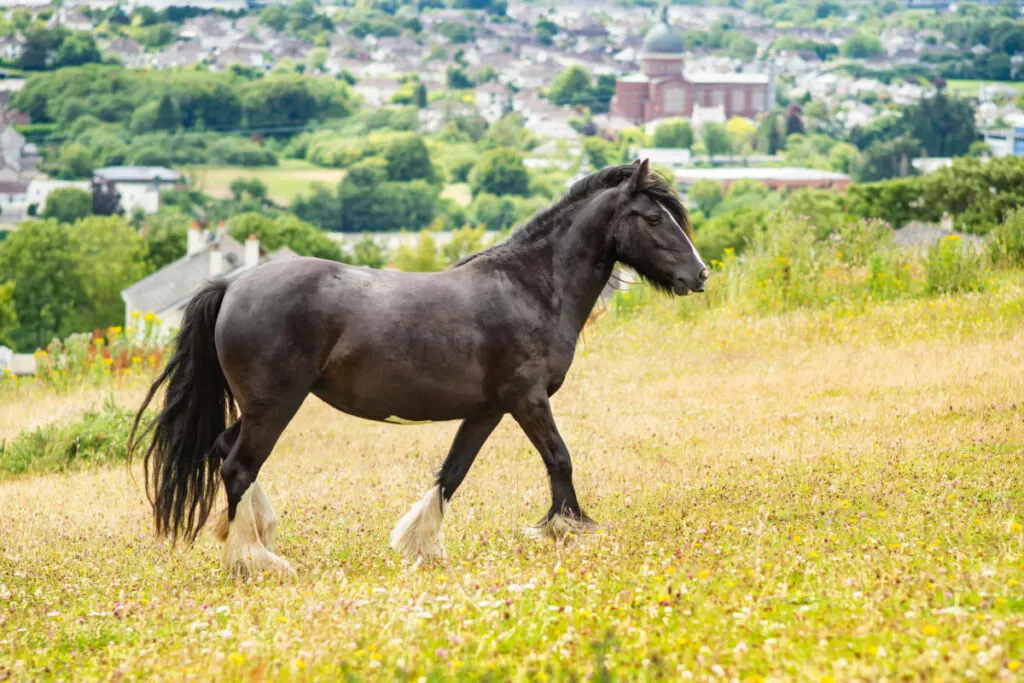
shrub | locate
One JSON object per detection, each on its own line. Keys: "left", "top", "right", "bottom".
{"left": 924, "top": 235, "right": 984, "bottom": 295}
{"left": 469, "top": 148, "right": 530, "bottom": 197}
{"left": 207, "top": 138, "right": 278, "bottom": 167}
{"left": 987, "top": 207, "right": 1024, "bottom": 268}
{"left": 0, "top": 398, "right": 147, "bottom": 478}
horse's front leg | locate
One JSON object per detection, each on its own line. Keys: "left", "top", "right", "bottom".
{"left": 511, "top": 393, "right": 597, "bottom": 539}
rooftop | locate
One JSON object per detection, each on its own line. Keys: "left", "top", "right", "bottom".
{"left": 642, "top": 7, "right": 684, "bottom": 55}
{"left": 95, "top": 166, "right": 182, "bottom": 183}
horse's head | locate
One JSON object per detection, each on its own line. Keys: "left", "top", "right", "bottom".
{"left": 611, "top": 159, "right": 709, "bottom": 296}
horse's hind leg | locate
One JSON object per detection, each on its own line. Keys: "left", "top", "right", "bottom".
{"left": 391, "top": 414, "right": 502, "bottom": 562}
{"left": 219, "top": 400, "right": 304, "bottom": 580}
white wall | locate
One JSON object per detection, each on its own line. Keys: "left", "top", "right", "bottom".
{"left": 26, "top": 180, "right": 161, "bottom": 215}
{"left": 115, "top": 183, "right": 161, "bottom": 214}
{"left": 26, "top": 180, "right": 90, "bottom": 212}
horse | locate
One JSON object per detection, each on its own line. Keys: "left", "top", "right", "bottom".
{"left": 128, "top": 159, "right": 709, "bottom": 579}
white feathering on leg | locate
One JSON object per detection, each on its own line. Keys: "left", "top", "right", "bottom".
{"left": 223, "top": 484, "right": 295, "bottom": 580}
{"left": 390, "top": 485, "right": 447, "bottom": 562}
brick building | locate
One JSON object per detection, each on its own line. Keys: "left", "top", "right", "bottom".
{"left": 610, "top": 7, "right": 775, "bottom": 123}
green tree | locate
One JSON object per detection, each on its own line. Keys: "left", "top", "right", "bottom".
{"left": 470, "top": 192, "right": 519, "bottom": 231}
{"left": 583, "top": 137, "right": 620, "bottom": 168}
{"left": 902, "top": 90, "right": 978, "bottom": 158}
{"left": 394, "top": 231, "right": 443, "bottom": 272}
{"left": 653, "top": 119, "right": 695, "bottom": 149}
{"left": 385, "top": 134, "right": 437, "bottom": 183}
{"left": 0, "top": 221, "right": 81, "bottom": 349}
{"left": 228, "top": 213, "right": 344, "bottom": 261}
{"left": 446, "top": 66, "right": 474, "bottom": 89}
{"left": 701, "top": 123, "right": 732, "bottom": 157}
{"left": 69, "top": 216, "right": 149, "bottom": 334}
{"left": 547, "top": 66, "right": 592, "bottom": 107}
{"left": 469, "top": 148, "right": 530, "bottom": 197}
{"left": 536, "top": 18, "right": 558, "bottom": 45}
{"left": 413, "top": 83, "right": 428, "bottom": 109}
{"left": 0, "top": 281, "right": 17, "bottom": 348}
{"left": 42, "top": 187, "right": 92, "bottom": 223}
{"left": 854, "top": 135, "right": 924, "bottom": 182}
{"left": 840, "top": 32, "right": 883, "bottom": 59}
{"left": 19, "top": 26, "right": 59, "bottom": 70}
{"left": 755, "top": 112, "right": 784, "bottom": 154}
{"left": 154, "top": 94, "right": 179, "bottom": 131}
{"left": 828, "top": 142, "right": 860, "bottom": 174}
{"left": 687, "top": 180, "right": 725, "bottom": 216}
{"left": 56, "top": 32, "right": 100, "bottom": 67}
{"left": 481, "top": 113, "right": 532, "bottom": 150}
{"left": 142, "top": 214, "right": 189, "bottom": 271}
{"left": 351, "top": 237, "right": 389, "bottom": 268}
{"left": 56, "top": 144, "right": 96, "bottom": 179}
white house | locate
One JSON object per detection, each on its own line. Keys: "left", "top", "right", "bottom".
{"left": 0, "top": 179, "right": 27, "bottom": 204}
{"left": 121, "top": 225, "right": 297, "bottom": 337}
{"left": 94, "top": 166, "right": 183, "bottom": 215}
{"left": 0, "top": 35, "right": 25, "bottom": 62}
{"left": 474, "top": 82, "right": 513, "bottom": 123}
{"left": 26, "top": 179, "right": 90, "bottom": 213}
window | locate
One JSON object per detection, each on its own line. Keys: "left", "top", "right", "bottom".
{"left": 731, "top": 88, "right": 745, "bottom": 112}
{"left": 664, "top": 87, "right": 684, "bottom": 114}
{"left": 712, "top": 89, "right": 724, "bottom": 106}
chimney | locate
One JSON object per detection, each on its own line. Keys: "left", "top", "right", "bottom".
{"left": 216, "top": 220, "right": 228, "bottom": 239}
{"left": 209, "top": 243, "right": 223, "bottom": 277}
{"left": 940, "top": 212, "right": 953, "bottom": 233}
{"left": 187, "top": 223, "right": 204, "bottom": 256}
{"left": 244, "top": 234, "right": 260, "bottom": 270}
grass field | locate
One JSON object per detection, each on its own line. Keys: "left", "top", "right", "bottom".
{"left": 185, "top": 162, "right": 473, "bottom": 210}
{"left": 2, "top": 290, "right": 1024, "bottom": 680}
{"left": 182, "top": 160, "right": 346, "bottom": 205}
{"left": 946, "top": 79, "right": 1024, "bottom": 98}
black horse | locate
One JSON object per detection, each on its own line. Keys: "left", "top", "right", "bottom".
{"left": 129, "top": 160, "right": 708, "bottom": 578}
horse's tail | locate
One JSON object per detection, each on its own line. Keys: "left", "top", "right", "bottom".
{"left": 128, "top": 279, "right": 236, "bottom": 544}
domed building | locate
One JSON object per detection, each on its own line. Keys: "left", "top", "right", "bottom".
{"left": 610, "top": 7, "right": 774, "bottom": 123}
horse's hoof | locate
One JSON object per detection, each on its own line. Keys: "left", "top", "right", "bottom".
{"left": 524, "top": 512, "right": 601, "bottom": 541}
{"left": 228, "top": 549, "right": 296, "bottom": 582}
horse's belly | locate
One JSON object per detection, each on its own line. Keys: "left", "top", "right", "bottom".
{"left": 313, "top": 357, "right": 492, "bottom": 423}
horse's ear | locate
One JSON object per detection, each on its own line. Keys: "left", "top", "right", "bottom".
{"left": 628, "top": 158, "right": 650, "bottom": 194}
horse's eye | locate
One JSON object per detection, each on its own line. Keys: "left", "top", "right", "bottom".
{"left": 645, "top": 214, "right": 662, "bottom": 225}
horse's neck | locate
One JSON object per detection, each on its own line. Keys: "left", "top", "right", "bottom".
{"left": 512, "top": 197, "right": 616, "bottom": 334}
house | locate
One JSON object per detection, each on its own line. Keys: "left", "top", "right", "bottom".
{"left": 93, "top": 166, "right": 184, "bottom": 215}
{"left": 983, "top": 126, "right": 1024, "bottom": 157}
{"left": 151, "top": 41, "right": 206, "bottom": 69}
{"left": 0, "top": 179, "right": 27, "bottom": 204}
{"left": 474, "top": 82, "right": 513, "bottom": 123}
{"left": 212, "top": 44, "right": 266, "bottom": 71}
{"left": 26, "top": 179, "right": 90, "bottom": 214}
{"left": 121, "top": 225, "right": 297, "bottom": 337}
{"left": 0, "top": 35, "right": 25, "bottom": 62}
{"left": 631, "top": 147, "right": 693, "bottom": 169}
{"left": 352, "top": 78, "right": 402, "bottom": 109}
{"left": 103, "top": 38, "right": 144, "bottom": 67}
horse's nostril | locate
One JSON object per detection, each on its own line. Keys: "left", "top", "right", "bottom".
{"left": 699, "top": 268, "right": 709, "bottom": 281}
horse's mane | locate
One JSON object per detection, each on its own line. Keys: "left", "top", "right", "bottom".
{"left": 453, "top": 163, "right": 690, "bottom": 268}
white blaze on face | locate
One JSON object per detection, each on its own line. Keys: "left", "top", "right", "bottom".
{"left": 657, "top": 201, "right": 707, "bottom": 270}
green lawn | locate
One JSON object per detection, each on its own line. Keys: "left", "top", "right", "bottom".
{"left": 183, "top": 162, "right": 473, "bottom": 209}
{"left": 946, "top": 79, "right": 1024, "bottom": 98}
{"left": 181, "top": 160, "right": 346, "bottom": 205}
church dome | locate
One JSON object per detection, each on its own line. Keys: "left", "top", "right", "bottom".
{"left": 642, "top": 9, "right": 684, "bottom": 54}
